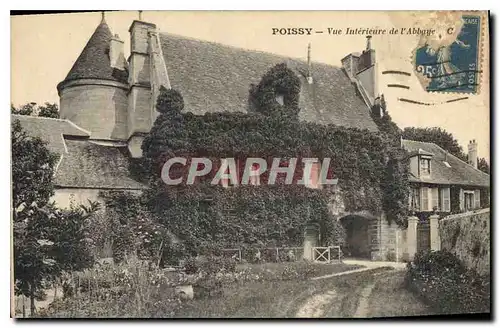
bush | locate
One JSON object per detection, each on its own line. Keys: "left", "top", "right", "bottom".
{"left": 185, "top": 256, "right": 237, "bottom": 275}
{"left": 405, "top": 250, "right": 490, "bottom": 314}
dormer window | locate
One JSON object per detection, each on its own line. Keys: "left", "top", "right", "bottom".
{"left": 420, "top": 157, "right": 431, "bottom": 176}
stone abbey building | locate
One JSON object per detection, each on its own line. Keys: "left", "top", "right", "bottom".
{"left": 14, "top": 14, "right": 489, "bottom": 262}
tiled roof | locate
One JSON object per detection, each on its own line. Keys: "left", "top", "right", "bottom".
{"left": 160, "top": 33, "right": 378, "bottom": 132}
{"left": 11, "top": 114, "right": 89, "bottom": 154}
{"left": 12, "top": 115, "right": 145, "bottom": 190}
{"left": 61, "top": 19, "right": 128, "bottom": 84}
{"left": 402, "top": 139, "right": 490, "bottom": 187}
{"left": 54, "top": 140, "right": 146, "bottom": 190}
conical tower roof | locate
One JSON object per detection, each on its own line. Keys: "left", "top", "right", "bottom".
{"left": 62, "top": 17, "right": 128, "bottom": 84}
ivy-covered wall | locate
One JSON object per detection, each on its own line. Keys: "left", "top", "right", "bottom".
{"left": 114, "top": 63, "right": 410, "bottom": 258}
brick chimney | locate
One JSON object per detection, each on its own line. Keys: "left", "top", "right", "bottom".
{"left": 468, "top": 139, "right": 478, "bottom": 169}
{"left": 109, "top": 34, "right": 126, "bottom": 70}
{"left": 341, "top": 35, "right": 378, "bottom": 109}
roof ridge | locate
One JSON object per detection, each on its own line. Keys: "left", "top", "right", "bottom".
{"left": 159, "top": 32, "right": 341, "bottom": 69}
{"left": 12, "top": 114, "right": 67, "bottom": 122}
{"left": 11, "top": 114, "right": 91, "bottom": 135}
{"left": 401, "top": 138, "right": 439, "bottom": 146}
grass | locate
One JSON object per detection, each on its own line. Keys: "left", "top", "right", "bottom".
{"left": 366, "top": 271, "right": 436, "bottom": 318}
{"left": 236, "top": 261, "right": 363, "bottom": 277}
{"left": 173, "top": 266, "right": 393, "bottom": 318}
{"left": 37, "top": 259, "right": 431, "bottom": 318}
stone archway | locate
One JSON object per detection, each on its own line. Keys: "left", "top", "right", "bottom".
{"left": 339, "top": 215, "right": 372, "bottom": 259}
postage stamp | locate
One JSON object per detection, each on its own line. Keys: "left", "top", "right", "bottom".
{"left": 413, "top": 13, "right": 484, "bottom": 94}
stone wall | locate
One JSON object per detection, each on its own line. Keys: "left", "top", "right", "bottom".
{"left": 439, "top": 208, "right": 490, "bottom": 276}
{"left": 59, "top": 81, "right": 129, "bottom": 140}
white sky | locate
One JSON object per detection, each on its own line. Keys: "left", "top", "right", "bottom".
{"left": 10, "top": 11, "right": 490, "bottom": 161}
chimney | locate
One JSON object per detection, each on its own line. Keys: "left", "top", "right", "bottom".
{"left": 358, "top": 35, "right": 375, "bottom": 72}
{"left": 468, "top": 139, "right": 478, "bottom": 169}
{"left": 307, "top": 43, "right": 313, "bottom": 84}
{"left": 109, "top": 34, "right": 126, "bottom": 70}
{"left": 127, "top": 19, "right": 157, "bottom": 157}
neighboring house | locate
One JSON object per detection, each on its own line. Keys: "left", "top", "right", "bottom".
{"left": 403, "top": 139, "right": 490, "bottom": 214}
{"left": 12, "top": 114, "right": 147, "bottom": 208}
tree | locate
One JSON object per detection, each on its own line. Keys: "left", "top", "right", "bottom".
{"left": 11, "top": 120, "right": 58, "bottom": 209}
{"left": 402, "top": 127, "right": 467, "bottom": 162}
{"left": 38, "top": 103, "right": 60, "bottom": 118}
{"left": 12, "top": 120, "right": 94, "bottom": 316}
{"left": 477, "top": 158, "right": 490, "bottom": 174}
{"left": 11, "top": 102, "right": 36, "bottom": 116}
{"left": 11, "top": 102, "right": 60, "bottom": 118}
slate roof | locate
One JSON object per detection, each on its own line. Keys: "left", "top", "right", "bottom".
{"left": 12, "top": 115, "right": 146, "bottom": 190}
{"left": 54, "top": 140, "right": 146, "bottom": 189}
{"left": 159, "top": 33, "right": 378, "bottom": 132}
{"left": 11, "top": 114, "right": 89, "bottom": 154}
{"left": 60, "top": 18, "right": 128, "bottom": 86}
{"left": 402, "top": 139, "right": 490, "bottom": 187}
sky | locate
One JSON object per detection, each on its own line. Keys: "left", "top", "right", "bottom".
{"left": 11, "top": 11, "right": 490, "bottom": 161}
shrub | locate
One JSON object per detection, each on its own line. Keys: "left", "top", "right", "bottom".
{"left": 405, "top": 250, "right": 490, "bottom": 314}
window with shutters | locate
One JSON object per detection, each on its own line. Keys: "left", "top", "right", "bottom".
{"left": 474, "top": 190, "right": 481, "bottom": 209}
{"left": 431, "top": 188, "right": 439, "bottom": 211}
{"left": 409, "top": 187, "right": 420, "bottom": 211}
{"left": 440, "top": 187, "right": 451, "bottom": 212}
{"left": 420, "top": 157, "right": 431, "bottom": 176}
{"left": 464, "top": 191, "right": 474, "bottom": 211}
{"left": 421, "top": 186, "right": 429, "bottom": 211}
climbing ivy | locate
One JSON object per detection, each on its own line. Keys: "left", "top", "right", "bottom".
{"left": 117, "top": 63, "right": 411, "bottom": 257}
{"left": 248, "top": 63, "right": 301, "bottom": 117}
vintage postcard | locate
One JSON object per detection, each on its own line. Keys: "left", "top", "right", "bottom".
{"left": 11, "top": 11, "right": 490, "bottom": 319}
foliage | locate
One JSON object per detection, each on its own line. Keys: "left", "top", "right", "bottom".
{"left": 371, "top": 101, "right": 410, "bottom": 225}
{"left": 99, "top": 191, "right": 171, "bottom": 265}
{"left": 37, "top": 257, "right": 356, "bottom": 318}
{"left": 12, "top": 120, "right": 58, "bottom": 209}
{"left": 38, "top": 103, "right": 60, "bottom": 118}
{"left": 103, "top": 186, "right": 340, "bottom": 261}
{"left": 123, "top": 63, "right": 410, "bottom": 263}
{"left": 11, "top": 102, "right": 60, "bottom": 118}
{"left": 14, "top": 201, "right": 97, "bottom": 315}
{"left": 156, "top": 86, "right": 185, "bottom": 114}
{"left": 12, "top": 102, "right": 36, "bottom": 116}
{"left": 402, "top": 127, "right": 467, "bottom": 162}
{"left": 248, "top": 63, "right": 301, "bottom": 117}
{"left": 405, "top": 250, "right": 490, "bottom": 314}
{"left": 477, "top": 158, "right": 490, "bottom": 175}
{"left": 12, "top": 120, "right": 95, "bottom": 315}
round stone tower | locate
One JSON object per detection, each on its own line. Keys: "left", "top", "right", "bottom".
{"left": 57, "top": 14, "right": 129, "bottom": 141}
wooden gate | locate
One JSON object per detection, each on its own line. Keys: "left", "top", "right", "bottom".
{"left": 313, "top": 247, "right": 331, "bottom": 263}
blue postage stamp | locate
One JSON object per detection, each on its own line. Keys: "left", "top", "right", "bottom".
{"left": 414, "top": 15, "right": 482, "bottom": 94}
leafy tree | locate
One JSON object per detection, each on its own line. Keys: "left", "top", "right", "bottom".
{"left": 12, "top": 120, "right": 94, "bottom": 315}
{"left": 11, "top": 120, "right": 58, "bottom": 209}
{"left": 402, "top": 127, "right": 467, "bottom": 162}
{"left": 11, "top": 102, "right": 37, "bottom": 116}
{"left": 11, "top": 102, "right": 60, "bottom": 118}
{"left": 38, "top": 103, "right": 60, "bottom": 118}
{"left": 477, "top": 158, "right": 490, "bottom": 174}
